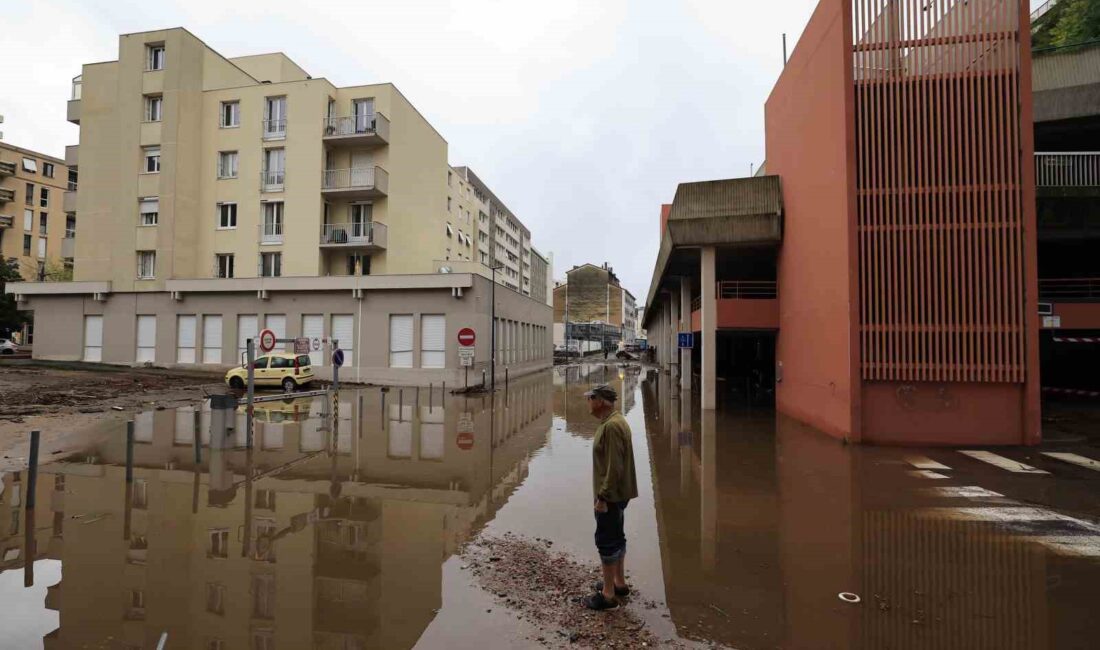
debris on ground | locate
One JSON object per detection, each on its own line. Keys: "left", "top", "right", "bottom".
{"left": 461, "top": 532, "right": 682, "bottom": 648}
{"left": 0, "top": 366, "right": 213, "bottom": 417}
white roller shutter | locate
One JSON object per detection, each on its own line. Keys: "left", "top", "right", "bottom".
{"left": 302, "top": 314, "right": 324, "bottom": 366}
{"left": 332, "top": 314, "right": 354, "bottom": 362}
{"left": 420, "top": 314, "right": 445, "bottom": 368}
{"left": 135, "top": 410, "right": 154, "bottom": 443}
{"left": 389, "top": 315, "right": 413, "bottom": 368}
{"left": 136, "top": 315, "right": 156, "bottom": 363}
{"left": 83, "top": 315, "right": 103, "bottom": 362}
{"left": 237, "top": 315, "right": 258, "bottom": 362}
{"left": 174, "top": 407, "right": 196, "bottom": 445}
{"left": 387, "top": 404, "right": 413, "bottom": 457}
{"left": 419, "top": 406, "right": 444, "bottom": 459}
{"left": 265, "top": 314, "right": 287, "bottom": 351}
{"left": 177, "top": 315, "right": 197, "bottom": 364}
{"left": 203, "top": 315, "right": 222, "bottom": 364}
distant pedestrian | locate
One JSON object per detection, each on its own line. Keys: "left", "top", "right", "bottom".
{"left": 582, "top": 383, "right": 638, "bottom": 610}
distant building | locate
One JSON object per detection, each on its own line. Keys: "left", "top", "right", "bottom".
{"left": 553, "top": 262, "right": 637, "bottom": 349}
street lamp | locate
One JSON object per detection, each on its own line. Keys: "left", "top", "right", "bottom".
{"left": 489, "top": 263, "right": 504, "bottom": 390}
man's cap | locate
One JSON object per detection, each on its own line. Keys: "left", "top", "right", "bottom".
{"left": 584, "top": 384, "right": 618, "bottom": 402}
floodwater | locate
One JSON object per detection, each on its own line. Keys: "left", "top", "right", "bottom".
{"left": 1, "top": 363, "right": 1099, "bottom": 649}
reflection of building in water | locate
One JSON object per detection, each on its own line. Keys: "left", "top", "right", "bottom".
{"left": 0, "top": 372, "right": 551, "bottom": 649}
{"left": 552, "top": 363, "right": 642, "bottom": 436}
{"left": 641, "top": 370, "right": 1056, "bottom": 650}
{"left": 0, "top": 470, "right": 61, "bottom": 574}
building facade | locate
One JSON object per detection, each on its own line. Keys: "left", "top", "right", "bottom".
{"left": 0, "top": 142, "right": 77, "bottom": 281}
{"left": 645, "top": 0, "right": 1039, "bottom": 445}
{"left": 9, "top": 28, "right": 551, "bottom": 384}
{"left": 552, "top": 262, "right": 635, "bottom": 350}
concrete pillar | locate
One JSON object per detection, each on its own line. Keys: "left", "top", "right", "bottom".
{"left": 700, "top": 409, "right": 717, "bottom": 568}
{"left": 666, "top": 299, "right": 675, "bottom": 372}
{"left": 670, "top": 291, "right": 680, "bottom": 382}
{"left": 701, "top": 246, "right": 717, "bottom": 409}
{"left": 680, "top": 278, "right": 693, "bottom": 392}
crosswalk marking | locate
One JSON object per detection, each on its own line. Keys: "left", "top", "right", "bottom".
{"left": 959, "top": 450, "right": 1049, "bottom": 474}
{"left": 1041, "top": 452, "right": 1100, "bottom": 473}
{"left": 906, "top": 455, "right": 950, "bottom": 470}
{"left": 908, "top": 470, "right": 949, "bottom": 479}
{"left": 923, "top": 486, "right": 1003, "bottom": 498}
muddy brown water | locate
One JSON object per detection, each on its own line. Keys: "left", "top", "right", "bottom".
{"left": 1, "top": 363, "right": 1099, "bottom": 649}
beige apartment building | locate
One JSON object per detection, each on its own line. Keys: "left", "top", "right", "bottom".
{"left": 0, "top": 142, "right": 77, "bottom": 283}
{"left": 9, "top": 28, "right": 551, "bottom": 383}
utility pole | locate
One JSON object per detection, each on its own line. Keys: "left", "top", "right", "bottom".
{"left": 490, "top": 263, "right": 503, "bottom": 390}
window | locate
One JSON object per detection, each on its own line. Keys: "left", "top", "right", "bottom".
{"left": 84, "top": 315, "right": 103, "bottom": 361}
{"left": 42, "top": 162, "right": 55, "bottom": 178}
{"left": 177, "top": 315, "right": 197, "bottom": 363}
{"left": 216, "top": 203, "right": 237, "bottom": 229}
{"left": 23, "top": 209, "right": 33, "bottom": 232}
{"left": 140, "top": 198, "right": 159, "bottom": 226}
{"left": 137, "top": 251, "right": 156, "bottom": 279}
{"left": 220, "top": 101, "right": 239, "bottom": 128}
{"left": 203, "top": 315, "right": 223, "bottom": 364}
{"left": 132, "top": 479, "right": 148, "bottom": 509}
{"left": 263, "top": 96, "right": 286, "bottom": 138}
{"left": 255, "top": 490, "right": 276, "bottom": 510}
{"left": 128, "top": 589, "right": 146, "bottom": 619}
{"left": 346, "top": 253, "right": 370, "bottom": 276}
{"left": 208, "top": 529, "right": 229, "bottom": 558}
{"left": 143, "top": 147, "right": 160, "bottom": 173}
{"left": 68, "top": 169, "right": 78, "bottom": 191}
{"left": 389, "top": 314, "right": 413, "bottom": 368}
{"left": 25, "top": 183, "right": 34, "bottom": 206}
{"left": 147, "top": 44, "right": 165, "bottom": 71}
{"left": 332, "top": 314, "right": 354, "bottom": 365}
{"left": 237, "top": 315, "right": 258, "bottom": 361}
{"left": 421, "top": 315, "right": 445, "bottom": 368}
{"left": 215, "top": 254, "right": 234, "bottom": 279}
{"left": 447, "top": 196, "right": 452, "bottom": 212}
{"left": 23, "top": 235, "right": 31, "bottom": 256}
{"left": 261, "top": 202, "right": 283, "bottom": 242}
{"left": 448, "top": 170, "right": 453, "bottom": 186}
{"left": 38, "top": 238, "right": 46, "bottom": 259}
{"left": 446, "top": 223, "right": 453, "bottom": 238}
{"left": 251, "top": 575, "right": 275, "bottom": 619}
{"left": 205, "top": 583, "right": 225, "bottom": 615}
{"left": 217, "top": 151, "right": 238, "bottom": 179}
{"left": 39, "top": 213, "right": 47, "bottom": 236}
{"left": 37, "top": 187, "right": 49, "bottom": 208}
{"left": 22, "top": 158, "right": 37, "bottom": 173}
{"left": 260, "top": 252, "right": 281, "bottom": 277}
{"left": 136, "top": 315, "right": 156, "bottom": 363}
{"left": 144, "top": 95, "right": 163, "bottom": 122}
{"left": 262, "top": 148, "right": 285, "bottom": 189}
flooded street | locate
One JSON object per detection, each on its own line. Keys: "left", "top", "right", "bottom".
{"left": 1, "top": 363, "right": 1099, "bottom": 648}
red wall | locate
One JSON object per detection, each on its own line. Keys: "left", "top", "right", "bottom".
{"left": 691, "top": 299, "right": 779, "bottom": 331}
{"left": 765, "top": 0, "right": 859, "bottom": 441}
{"left": 1049, "top": 303, "right": 1100, "bottom": 330}
{"left": 660, "top": 204, "right": 672, "bottom": 236}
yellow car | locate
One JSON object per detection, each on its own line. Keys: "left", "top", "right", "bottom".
{"left": 225, "top": 352, "right": 315, "bottom": 392}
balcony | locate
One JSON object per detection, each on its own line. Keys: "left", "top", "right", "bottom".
{"left": 322, "top": 113, "right": 390, "bottom": 148}
{"left": 0, "top": 215, "right": 12, "bottom": 229}
{"left": 64, "top": 145, "right": 79, "bottom": 169}
{"left": 67, "top": 76, "right": 82, "bottom": 124}
{"left": 691, "top": 280, "right": 779, "bottom": 331}
{"left": 321, "top": 166, "right": 388, "bottom": 200}
{"left": 63, "top": 190, "right": 77, "bottom": 213}
{"left": 1039, "top": 278, "right": 1100, "bottom": 301}
{"left": 0, "top": 161, "right": 15, "bottom": 177}
{"left": 262, "top": 118, "right": 286, "bottom": 141}
{"left": 259, "top": 222, "right": 283, "bottom": 245}
{"left": 320, "top": 221, "right": 387, "bottom": 251}
{"left": 62, "top": 231, "right": 75, "bottom": 259}
{"left": 66, "top": 101, "right": 81, "bottom": 125}
{"left": 260, "top": 169, "right": 285, "bottom": 193}
{"left": 0, "top": 188, "right": 14, "bottom": 204}
{"left": 1035, "top": 152, "right": 1100, "bottom": 196}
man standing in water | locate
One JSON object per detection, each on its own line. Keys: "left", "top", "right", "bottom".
{"left": 583, "top": 384, "right": 638, "bottom": 610}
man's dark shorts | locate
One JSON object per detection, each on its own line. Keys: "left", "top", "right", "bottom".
{"left": 594, "top": 500, "right": 629, "bottom": 565}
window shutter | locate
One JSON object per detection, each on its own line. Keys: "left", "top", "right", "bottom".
{"left": 389, "top": 315, "right": 413, "bottom": 368}
{"left": 136, "top": 315, "right": 156, "bottom": 363}
{"left": 420, "top": 315, "right": 445, "bottom": 368}
{"left": 177, "top": 315, "right": 197, "bottom": 363}
{"left": 237, "top": 315, "right": 258, "bottom": 360}
{"left": 203, "top": 315, "right": 222, "bottom": 364}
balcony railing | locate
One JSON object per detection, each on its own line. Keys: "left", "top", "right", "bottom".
{"left": 71, "top": 75, "right": 82, "bottom": 100}
{"left": 322, "top": 113, "right": 390, "bottom": 145}
{"left": 690, "top": 281, "right": 779, "bottom": 311}
{"left": 259, "top": 222, "right": 283, "bottom": 245}
{"left": 0, "top": 188, "right": 14, "bottom": 203}
{"left": 320, "top": 221, "right": 387, "bottom": 249}
{"left": 262, "top": 118, "right": 287, "bottom": 140}
{"left": 322, "top": 166, "right": 389, "bottom": 197}
{"left": 1039, "top": 278, "right": 1100, "bottom": 301}
{"left": 1035, "top": 152, "right": 1100, "bottom": 187}
{"left": 0, "top": 161, "right": 15, "bottom": 177}
{"left": 260, "top": 169, "right": 285, "bottom": 192}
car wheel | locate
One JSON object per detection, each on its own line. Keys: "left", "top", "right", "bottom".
{"left": 229, "top": 376, "right": 245, "bottom": 389}
{"left": 282, "top": 377, "right": 296, "bottom": 393}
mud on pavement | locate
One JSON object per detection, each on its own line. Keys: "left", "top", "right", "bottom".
{"left": 461, "top": 532, "right": 684, "bottom": 649}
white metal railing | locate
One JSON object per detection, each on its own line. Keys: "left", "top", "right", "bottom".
{"left": 260, "top": 169, "right": 285, "bottom": 191}
{"left": 1035, "top": 152, "right": 1100, "bottom": 187}
{"left": 1031, "top": 0, "right": 1060, "bottom": 22}
{"left": 0, "top": 161, "right": 16, "bottom": 176}
{"left": 260, "top": 222, "right": 283, "bottom": 244}
{"left": 323, "top": 113, "right": 389, "bottom": 138}
{"left": 67, "top": 180, "right": 78, "bottom": 192}
{"left": 321, "top": 221, "right": 386, "bottom": 246}
{"left": 262, "top": 118, "right": 286, "bottom": 139}
{"left": 71, "top": 75, "right": 82, "bottom": 100}
{"left": 64, "top": 228, "right": 76, "bottom": 239}
{"left": 323, "top": 167, "right": 377, "bottom": 190}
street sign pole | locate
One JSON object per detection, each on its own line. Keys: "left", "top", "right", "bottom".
{"left": 332, "top": 338, "right": 340, "bottom": 392}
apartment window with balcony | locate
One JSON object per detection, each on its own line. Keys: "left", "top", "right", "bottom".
{"left": 261, "top": 202, "right": 283, "bottom": 243}
{"left": 208, "top": 528, "right": 229, "bottom": 558}
{"left": 140, "top": 198, "right": 159, "bottom": 226}
{"left": 22, "top": 158, "right": 37, "bottom": 174}
{"left": 25, "top": 183, "right": 34, "bottom": 206}
{"left": 215, "top": 254, "right": 234, "bottom": 279}
{"left": 205, "top": 583, "right": 225, "bottom": 615}
{"left": 262, "top": 148, "right": 285, "bottom": 190}
{"left": 260, "top": 252, "right": 281, "bottom": 277}
{"left": 66, "top": 215, "right": 76, "bottom": 237}
{"left": 39, "top": 188, "right": 49, "bottom": 208}
{"left": 147, "top": 44, "right": 165, "bottom": 71}
{"left": 144, "top": 95, "right": 163, "bottom": 122}
{"left": 22, "top": 235, "right": 31, "bottom": 256}
{"left": 263, "top": 96, "right": 286, "bottom": 139}
{"left": 217, "top": 151, "right": 238, "bottom": 179}
{"left": 220, "top": 101, "right": 240, "bottom": 128}
{"left": 143, "top": 146, "right": 160, "bottom": 173}
{"left": 216, "top": 202, "right": 237, "bottom": 229}
{"left": 67, "top": 169, "right": 78, "bottom": 192}
{"left": 42, "top": 162, "right": 55, "bottom": 178}
{"left": 39, "top": 213, "right": 47, "bottom": 236}
{"left": 137, "top": 251, "right": 156, "bottom": 279}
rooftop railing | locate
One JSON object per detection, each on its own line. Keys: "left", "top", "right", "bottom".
{"left": 1035, "top": 152, "right": 1100, "bottom": 187}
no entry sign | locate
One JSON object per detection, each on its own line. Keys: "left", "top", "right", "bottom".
{"left": 458, "top": 327, "right": 476, "bottom": 347}
{"left": 258, "top": 328, "right": 277, "bottom": 352}
{"left": 456, "top": 431, "right": 474, "bottom": 450}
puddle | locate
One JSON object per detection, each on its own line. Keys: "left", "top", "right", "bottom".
{"left": 0, "top": 363, "right": 1098, "bottom": 649}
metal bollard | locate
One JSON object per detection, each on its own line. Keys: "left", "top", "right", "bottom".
{"left": 26, "top": 430, "right": 40, "bottom": 509}
{"left": 125, "top": 420, "right": 135, "bottom": 484}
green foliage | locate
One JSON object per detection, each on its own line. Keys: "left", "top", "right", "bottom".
{"left": 1033, "top": 0, "right": 1100, "bottom": 49}
{"left": 0, "top": 258, "right": 28, "bottom": 336}
{"left": 43, "top": 260, "right": 73, "bottom": 282}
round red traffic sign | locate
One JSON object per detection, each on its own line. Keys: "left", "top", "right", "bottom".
{"left": 258, "top": 328, "right": 277, "bottom": 352}
{"left": 456, "top": 432, "right": 475, "bottom": 451}
{"left": 458, "top": 327, "right": 476, "bottom": 347}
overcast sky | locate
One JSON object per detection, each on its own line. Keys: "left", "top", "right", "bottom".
{"left": 0, "top": 0, "right": 1044, "bottom": 300}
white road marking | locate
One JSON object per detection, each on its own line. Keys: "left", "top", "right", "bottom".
{"left": 959, "top": 450, "right": 1049, "bottom": 474}
{"left": 923, "top": 486, "right": 1003, "bottom": 498}
{"left": 919, "top": 507, "right": 1100, "bottom": 532}
{"left": 1042, "top": 452, "right": 1100, "bottom": 473}
{"left": 1034, "top": 536, "right": 1100, "bottom": 558}
{"left": 908, "top": 470, "right": 949, "bottom": 479}
{"left": 906, "top": 455, "right": 951, "bottom": 470}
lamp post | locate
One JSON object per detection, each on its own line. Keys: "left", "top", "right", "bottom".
{"left": 490, "top": 263, "right": 504, "bottom": 390}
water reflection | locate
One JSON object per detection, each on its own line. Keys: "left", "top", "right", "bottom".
{"left": 0, "top": 372, "right": 552, "bottom": 650}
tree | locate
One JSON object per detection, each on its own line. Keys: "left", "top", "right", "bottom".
{"left": 43, "top": 260, "right": 73, "bottom": 282}
{"left": 0, "top": 258, "right": 28, "bottom": 337}
{"left": 1033, "top": 0, "right": 1100, "bottom": 49}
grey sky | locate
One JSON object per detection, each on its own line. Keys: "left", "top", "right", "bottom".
{"left": 0, "top": 0, "right": 1045, "bottom": 300}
